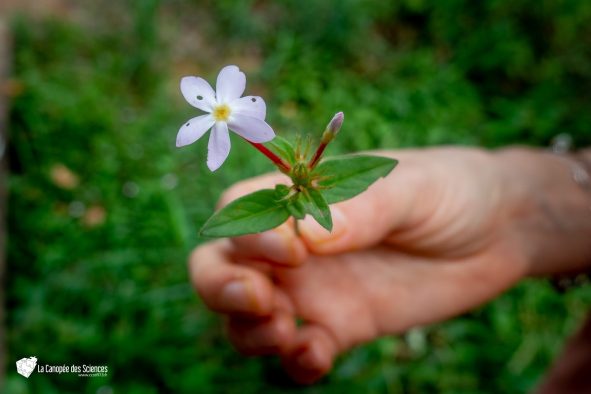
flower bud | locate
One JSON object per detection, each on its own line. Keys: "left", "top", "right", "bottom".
{"left": 328, "top": 112, "right": 344, "bottom": 135}
{"left": 321, "top": 112, "right": 344, "bottom": 143}
{"left": 308, "top": 112, "right": 345, "bottom": 168}
{"left": 291, "top": 162, "right": 311, "bottom": 188}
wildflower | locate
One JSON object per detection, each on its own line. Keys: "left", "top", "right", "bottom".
{"left": 177, "top": 65, "right": 275, "bottom": 171}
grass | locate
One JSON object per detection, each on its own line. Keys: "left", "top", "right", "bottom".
{"left": 5, "top": 1, "right": 591, "bottom": 393}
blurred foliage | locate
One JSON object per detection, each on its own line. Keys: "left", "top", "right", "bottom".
{"left": 4, "top": 0, "right": 591, "bottom": 393}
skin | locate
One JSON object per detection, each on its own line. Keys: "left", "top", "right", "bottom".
{"left": 189, "top": 147, "right": 591, "bottom": 384}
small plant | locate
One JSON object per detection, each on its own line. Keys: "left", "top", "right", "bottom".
{"left": 177, "top": 65, "right": 398, "bottom": 237}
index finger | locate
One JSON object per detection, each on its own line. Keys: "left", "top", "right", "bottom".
{"left": 219, "top": 173, "right": 309, "bottom": 266}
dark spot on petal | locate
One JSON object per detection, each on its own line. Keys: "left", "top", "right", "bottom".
{"left": 197, "top": 95, "right": 203, "bottom": 100}
{"left": 186, "top": 122, "right": 190, "bottom": 126}
{"left": 251, "top": 97, "right": 256, "bottom": 102}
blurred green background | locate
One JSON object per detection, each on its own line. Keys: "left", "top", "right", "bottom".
{"left": 4, "top": 0, "right": 591, "bottom": 393}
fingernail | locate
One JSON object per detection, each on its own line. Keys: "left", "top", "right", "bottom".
{"left": 300, "top": 207, "right": 347, "bottom": 245}
{"left": 220, "top": 279, "right": 257, "bottom": 312}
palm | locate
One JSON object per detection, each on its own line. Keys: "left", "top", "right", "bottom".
{"left": 269, "top": 240, "right": 524, "bottom": 352}
{"left": 380, "top": 149, "right": 509, "bottom": 257}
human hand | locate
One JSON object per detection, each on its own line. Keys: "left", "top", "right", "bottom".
{"left": 189, "top": 147, "right": 591, "bottom": 383}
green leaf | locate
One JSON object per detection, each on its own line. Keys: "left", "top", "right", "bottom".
{"left": 200, "top": 187, "right": 290, "bottom": 237}
{"left": 274, "top": 184, "right": 291, "bottom": 196}
{"left": 276, "top": 184, "right": 306, "bottom": 220}
{"left": 300, "top": 188, "right": 332, "bottom": 231}
{"left": 314, "top": 154, "right": 398, "bottom": 204}
{"left": 286, "top": 198, "right": 306, "bottom": 220}
{"left": 268, "top": 136, "right": 296, "bottom": 165}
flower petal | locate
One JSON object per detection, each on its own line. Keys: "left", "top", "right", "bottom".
{"left": 216, "top": 65, "right": 246, "bottom": 103}
{"left": 176, "top": 115, "right": 215, "bottom": 147}
{"left": 228, "top": 114, "right": 275, "bottom": 143}
{"left": 180, "top": 76, "right": 216, "bottom": 112}
{"left": 207, "top": 122, "right": 231, "bottom": 171}
{"left": 229, "top": 96, "right": 266, "bottom": 120}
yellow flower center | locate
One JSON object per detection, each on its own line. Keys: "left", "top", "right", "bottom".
{"left": 213, "top": 104, "right": 231, "bottom": 122}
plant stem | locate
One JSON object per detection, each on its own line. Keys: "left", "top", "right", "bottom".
{"left": 293, "top": 219, "right": 300, "bottom": 237}
{"left": 308, "top": 142, "right": 327, "bottom": 169}
{"left": 246, "top": 140, "right": 291, "bottom": 173}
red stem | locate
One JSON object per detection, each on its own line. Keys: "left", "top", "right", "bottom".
{"left": 246, "top": 140, "right": 291, "bottom": 173}
{"left": 308, "top": 142, "right": 327, "bottom": 169}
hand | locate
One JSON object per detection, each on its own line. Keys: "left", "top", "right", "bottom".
{"left": 189, "top": 147, "right": 591, "bottom": 383}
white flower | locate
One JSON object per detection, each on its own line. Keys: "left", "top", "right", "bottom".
{"left": 177, "top": 65, "right": 275, "bottom": 171}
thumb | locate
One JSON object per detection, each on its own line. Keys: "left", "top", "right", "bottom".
{"left": 298, "top": 166, "right": 413, "bottom": 254}
{"left": 228, "top": 152, "right": 422, "bottom": 262}
{"left": 232, "top": 177, "right": 401, "bottom": 265}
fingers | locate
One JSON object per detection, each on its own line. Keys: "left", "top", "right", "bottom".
{"left": 226, "top": 310, "right": 296, "bottom": 356}
{"left": 189, "top": 240, "right": 337, "bottom": 382}
{"left": 216, "top": 172, "right": 309, "bottom": 266}
{"left": 227, "top": 317, "right": 338, "bottom": 384}
{"left": 229, "top": 188, "right": 398, "bottom": 266}
{"left": 281, "top": 324, "right": 337, "bottom": 384}
{"left": 190, "top": 239, "right": 336, "bottom": 382}
{"left": 217, "top": 172, "right": 291, "bottom": 208}
{"left": 190, "top": 240, "right": 301, "bottom": 358}
{"left": 231, "top": 221, "right": 308, "bottom": 266}
{"left": 296, "top": 152, "right": 434, "bottom": 255}
{"left": 297, "top": 163, "right": 417, "bottom": 255}
{"left": 189, "top": 240, "right": 275, "bottom": 317}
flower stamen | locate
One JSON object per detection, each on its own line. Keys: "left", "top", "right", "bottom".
{"left": 213, "top": 104, "right": 231, "bottom": 122}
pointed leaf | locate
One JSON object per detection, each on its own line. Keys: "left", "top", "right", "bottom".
{"left": 275, "top": 184, "right": 306, "bottom": 220}
{"left": 286, "top": 203, "right": 306, "bottom": 220}
{"left": 300, "top": 188, "right": 332, "bottom": 231}
{"left": 200, "top": 188, "right": 290, "bottom": 237}
{"left": 314, "top": 154, "right": 398, "bottom": 204}
{"left": 286, "top": 198, "right": 306, "bottom": 220}
{"left": 274, "top": 184, "right": 291, "bottom": 196}
{"left": 268, "top": 136, "right": 297, "bottom": 165}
